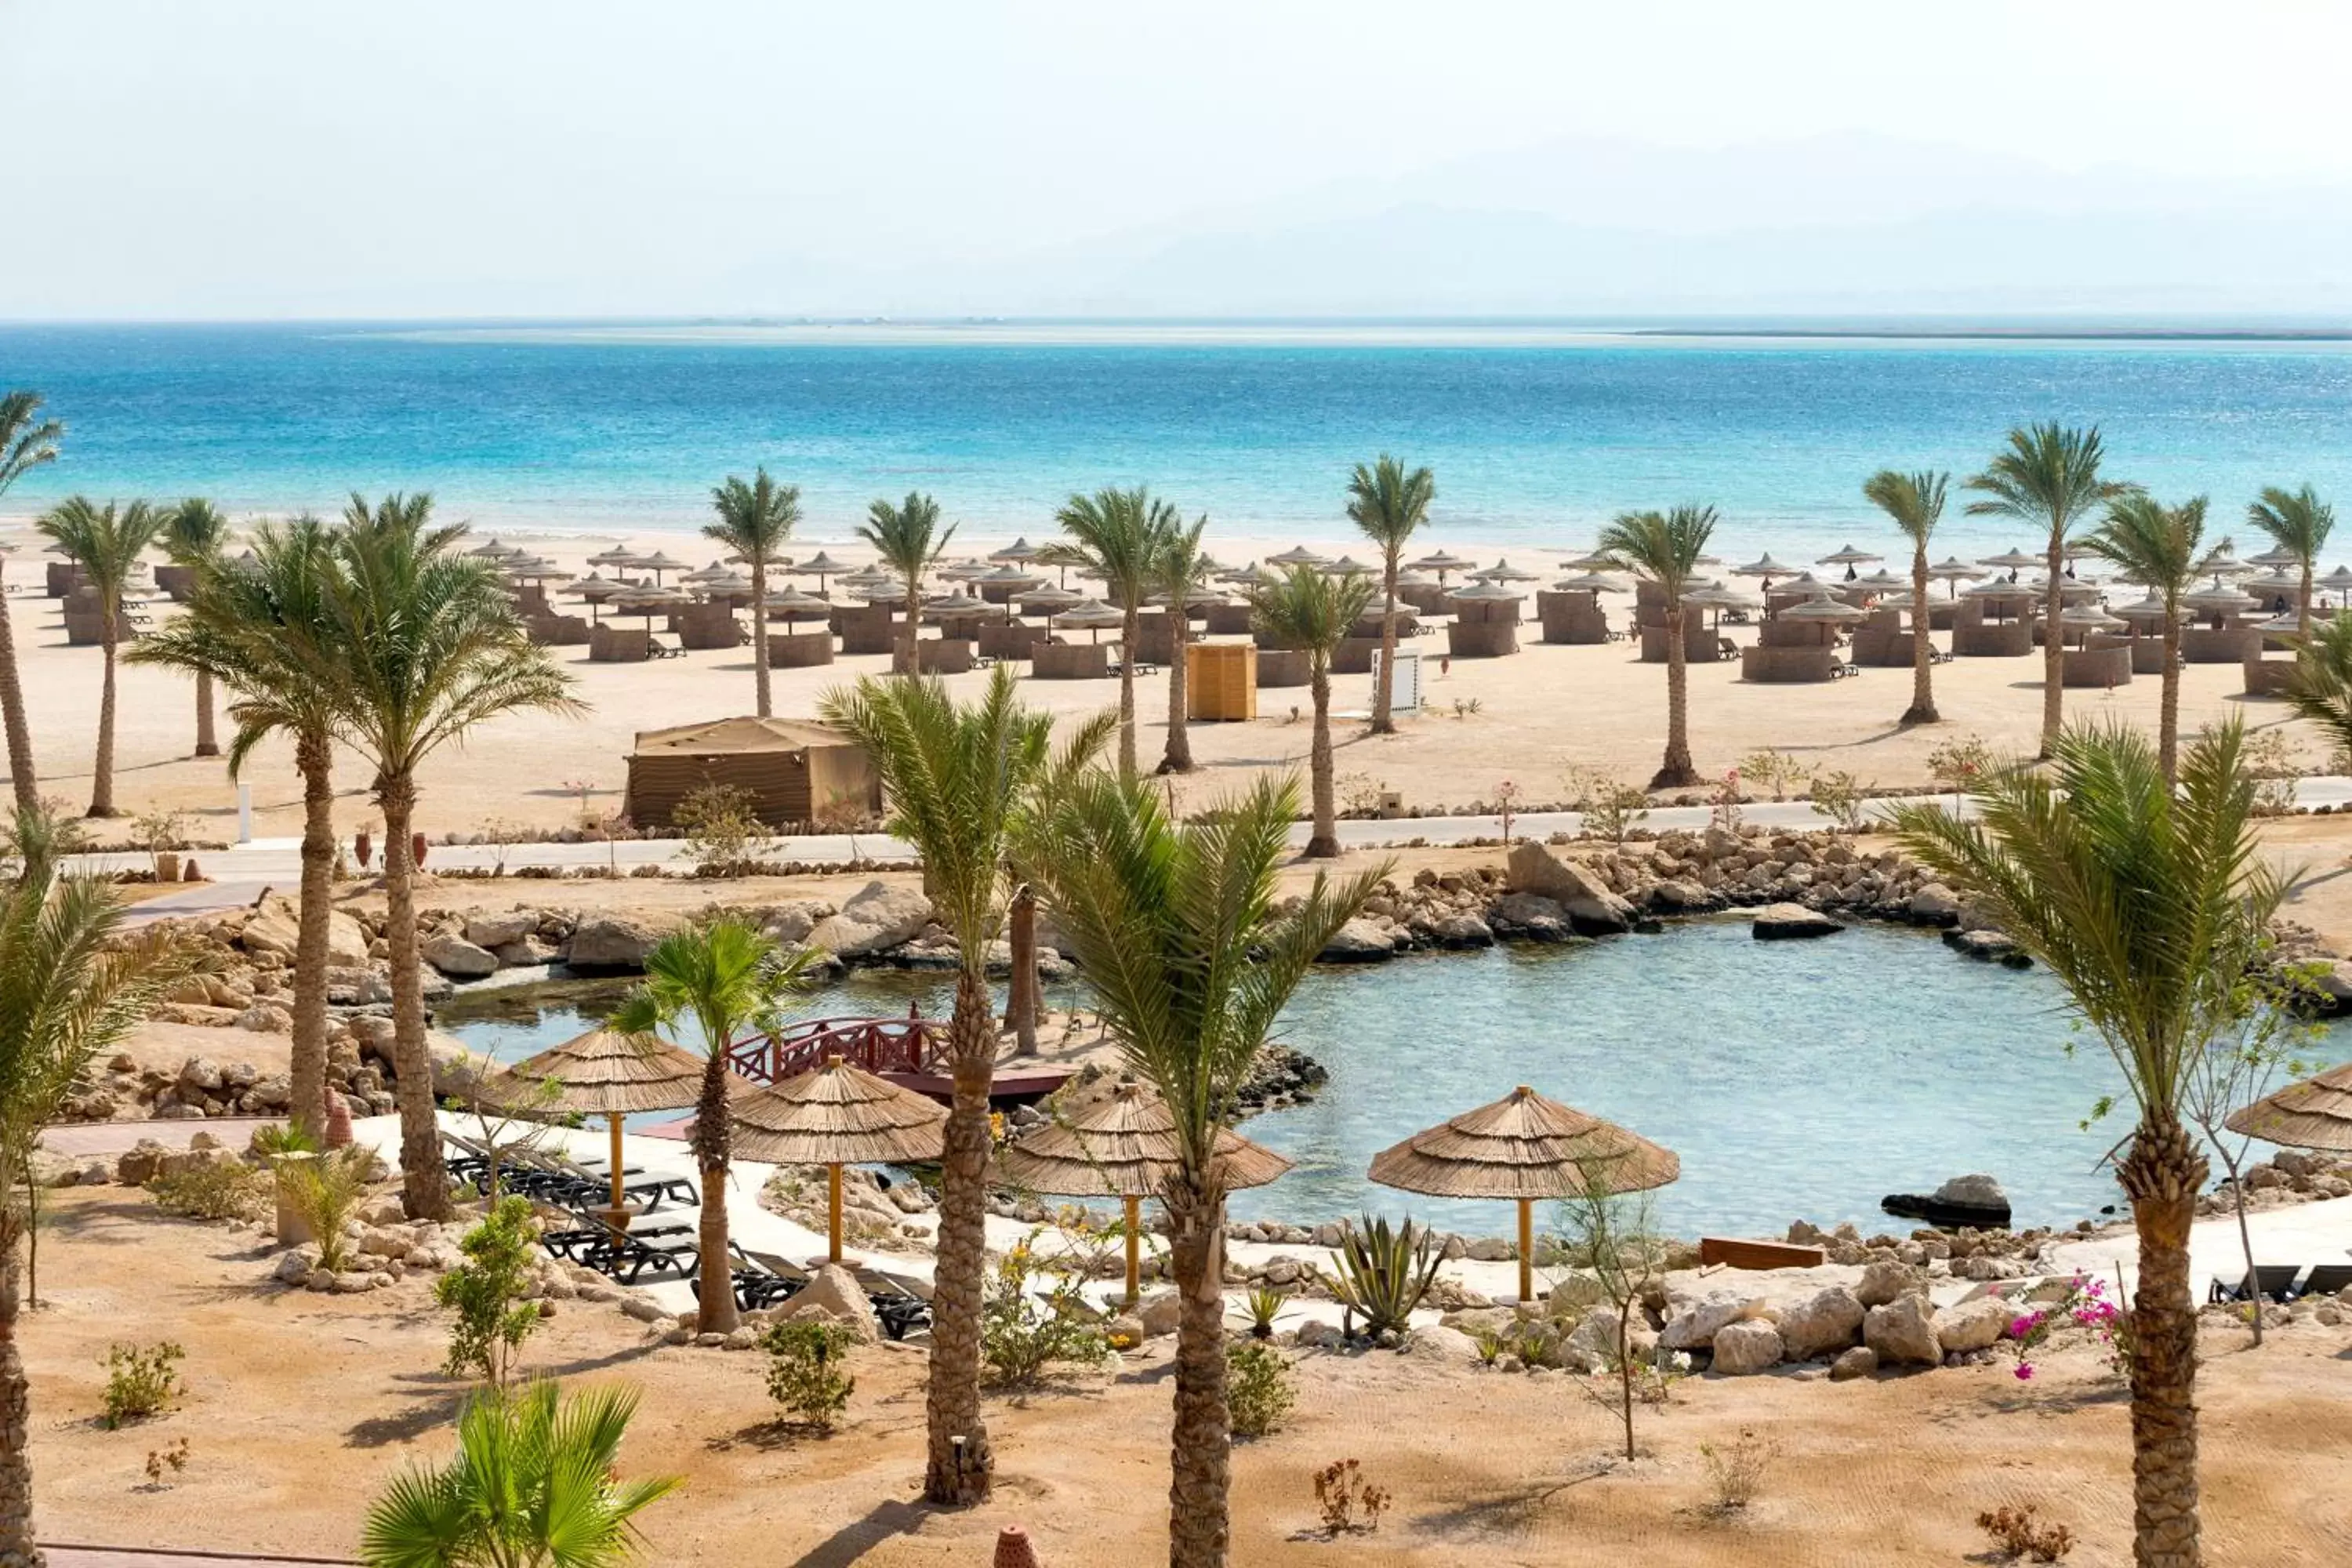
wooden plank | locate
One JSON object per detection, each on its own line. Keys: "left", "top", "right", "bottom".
{"left": 1698, "top": 1236, "right": 1828, "bottom": 1271}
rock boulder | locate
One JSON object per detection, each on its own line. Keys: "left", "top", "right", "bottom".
{"left": 1708, "top": 1319, "right": 1784, "bottom": 1376}
{"left": 775, "top": 1264, "right": 882, "bottom": 1343}
{"left": 805, "top": 882, "right": 932, "bottom": 958}
{"left": 1863, "top": 1295, "right": 1941, "bottom": 1366}
{"left": 1773, "top": 1286, "right": 1866, "bottom": 1360}
{"left": 1934, "top": 1296, "right": 2016, "bottom": 1354}
{"left": 1751, "top": 902, "right": 1844, "bottom": 940}
{"left": 1505, "top": 841, "right": 1634, "bottom": 935}
{"left": 421, "top": 934, "right": 499, "bottom": 979}
{"left": 567, "top": 915, "right": 662, "bottom": 971}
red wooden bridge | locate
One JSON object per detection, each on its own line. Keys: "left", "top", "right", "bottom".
{"left": 727, "top": 1005, "right": 1071, "bottom": 1103}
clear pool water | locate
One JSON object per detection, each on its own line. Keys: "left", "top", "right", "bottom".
{"left": 435, "top": 923, "right": 2347, "bottom": 1240}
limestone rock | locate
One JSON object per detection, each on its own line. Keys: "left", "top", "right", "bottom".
{"left": 1428, "top": 913, "right": 1494, "bottom": 949}
{"left": 1318, "top": 918, "right": 1398, "bottom": 963}
{"left": 1138, "top": 1289, "right": 1181, "bottom": 1338}
{"left": 1646, "top": 879, "right": 1711, "bottom": 913}
{"left": 1660, "top": 1293, "right": 1762, "bottom": 1351}
{"left": 1828, "top": 1345, "right": 1878, "bottom": 1381}
{"left": 1708, "top": 1319, "right": 1784, "bottom": 1376}
{"left": 1935, "top": 1296, "right": 2015, "bottom": 1354}
{"left": 1486, "top": 891, "right": 1571, "bottom": 942}
{"left": 1863, "top": 1295, "right": 1941, "bottom": 1366}
{"left": 619, "top": 1295, "right": 670, "bottom": 1323}
{"left": 761, "top": 899, "right": 837, "bottom": 946}
{"left": 463, "top": 911, "right": 538, "bottom": 949}
{"left": 1856, "top": 1259, "right": 1925, "bottom": 1308}
{"left": 241, "top": 895, "right": 372, "bottom": 969}
{"left": 1504, "top": 841, "right": 1633, "bottom": 934}
{"left": 272, "top": 1250, "right": 317, "bottom": 1285}
{"left": 1773, "top": 1287, "right": 1865, "bottom": 1360}
{"left": 568, "top": 915, "right": 662, "bottom": 971}
{"left": 234, "top": 1003, "right": 295, "bottom": 1033}
{"left": 1908, "top": 883, "right": 1962, "bottom": 925}
{"left": 776, "top": 1263, "right": 882, "bottom": 1342}
{"left": 1294, "top": 1319, "right": 1345, "bottom": 1351}
{"left": 1406, "top": 1324, "right": 1483, "bottom": 1362}
{"left": 421, "top": 935, "right": 499, "bottom": 979}
{"left": 1751, "top": 902, "right": 1844, "bottom": 940}
{"left": 805, "top": 882, "right": 932, "bottom": 957}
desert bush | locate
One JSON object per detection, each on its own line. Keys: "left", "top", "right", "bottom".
{"left": 1806, "top": 769, "right": 1871, "bottom": 832}
{"left": 142, "top": 1436, "right": 191, "bottom": 1488}
{"left": 673, "top": 782, "right": 775, "bottom": 876}
{"left": 1312, "top": 1458, "right": 1391, "bottom": 1535}
{"left": 1326, "top": 1213, "right": 1443, "bottom": 1338}
{"left": 1976, "top": 1504, "right": 2076, "bottom": 1563}
{"left": 280, "top": 1145, "right": 379, "bottom": 1272}
{"left": 979, "top": 1240, "right": 1109, "bottom": 1387}
{"left": 147, "top": 1160, "right": 271, "bottom": 1222}
{"left": 436, "top": 1195, "right": 543, "bottom": 1388}
{"left": 1333, "top": 771, "right": 1386, "bottom": 817}
{"left": 762, "top": 1319, "right": 858, "bottom": 1429}
{"left": 1565, "top": 766, "right": 1651, "bottom": 843}
{"left": 1224, "top": 1340, "right": 1296, "bottom": 1439}
{"left": 1738, "top": 748, "right": 1807, "bottom": 802}
{"left": 1700, "top": 1427, "right": 1778, "bottom": 1511}
{"left": 1926, "top": 733, "right": 1994, "bottom": 803}
{"left": 100, "top": 1341, "right": 184, "bottom": 1428}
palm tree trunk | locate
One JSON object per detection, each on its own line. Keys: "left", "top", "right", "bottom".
{"left": 1004, "top": 884, "right": 1039, "bottom": 1058}
{"left": 1370, "top": 557, "right": 1399, "bottom": 736}
{"left": 1903, "top": 549, "right": 1939, "bottom": 724}
{"left": 1654, "top": 607, "right": 1697, "bottom": 789}
{"left": 749, "top": 561, "right": 772, "bottom": 718}
{"left": 0, "top": 560, "right": 37, "bottom": 811}
{"left": 692, "top": 1053, "right": 739, "bottom": 1335}
{"left": 1165, "top": 1171, "right": 1232, "bottom": 1568}
{"left": 1161, "top": 612, "right": 1193, "bottom": 773}
{"left": 193, "top": 668, "right": 220, "bottom": 757}
{"left": 2118, "top": 1117, "right": 2206, "bottom": 1568}
{"left": 924, "top": 964, "right": 996, "bottom": 1506}
{"left": 896, "top": 581, "right": 920, "bottom": 677}
{"left": 2039, "top": 532, "right": 2066, "bottom": 759}
{"left": 1116, "top": 604, "right": 1139, "bottom": 778}
{"left": 289, "top": 729, "right": 336, "bottom": 1139}
{"left": 2158, "top": 612, "right": 2183, "bottom": 786}
{"left": 89, "top": 607, "right": 119, "bottom": 817}
{"left": 377, "top": 775, "right": 452, "bottom": 1221}
{"left": 1305, "top": 658, "right": 1338, "bottom": 857}
{"left": 0, "top": 1192, "right": 42, "bottom": 1568}
{"left": 2298, "top": 561, "right": 2314, "bottom": 640}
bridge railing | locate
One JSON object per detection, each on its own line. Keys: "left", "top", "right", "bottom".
{"left": 728, "top": 1013, "right": 952, "bottom": 1082}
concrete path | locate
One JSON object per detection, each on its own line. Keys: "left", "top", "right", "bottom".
{"left": 2049, "top": 1192, "right": 2352, "bottom": 1297}
{"left": 45, "top": 1549, "right": 354, "bottom": 1566}
{"left": 38, "top": 1119, "right": 276, "bottom": 1160}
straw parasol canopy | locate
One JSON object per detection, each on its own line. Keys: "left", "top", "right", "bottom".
{"left": 1849, "top": 568, "right": 1908, "bottom": 592}
{"left": 996, "top": 1083, "right": 1291, "bottom": 1303}
{"left": 563, "top": 574, "right": 625, "bottom": 620}
{"left": 2318, "top": 564, "right": 2352, "bottom": 595}
{"left": 1768, "top": 571, "right": 1842, "bottom": 601}
{"left": 2183, "top": 586, "right": 2259, "bottom": 615}
{"left": 989, "top": 537, "right": 1041, "bottom": 563}
{"left": 1979, "top": 546, "right": 2042, "bottom": 572}
{"left": 1472, "top": 558, "right": 1541, "bottom": 584}
{"left": 2245, "top": 546, "right": 2302, "bottom": 568}
{"left": 2225, "top": 1060, "right": 2352, "bottom": 1152}
{"left": 1268, "top": 544, "right": 1331, "bottom": 568}
{"left": 679, "top": 560, "right": 732, "bottom": 585}
{"left": 487, "top": 1027, "right": 713, "bottom": 1214}
{"left": 1218, "top": 561, "right": 1266, "bottom": 586}
{"left": 1817, "top": 543, "right": 1882, "bottom": 567}
{"left": 1733, "top": 552, "right": 1795, "bottom": 580}
{"left": 1412, "top": 550, "right": 1474, "bottom": 575}
{"left": 1321, "top": 554, "right": 1375, "bottom": 577}
{"left": 763, "top": 585, "right": 833, "bottom": 629}
{"left": 467, "top": 537, "right": 517, "bottom": 559}
{"left": 636, "top": 550, "right": 686, "bottom": 581}
{"left": 935, "top": 559, "right": 990, "bottom": 583}
{"left": 1014, "top": 583, "right": 1083, "bottom": 613}
{"left": 724, "top": 1056, "right": 950, "bottom": 1261}
{"left": 1052, "top": 598, "right": 1127, "bottom": 640}
{"left": 1554, "top": 550, "right": 1615, "bottom": 572}
{"left": 1368, "top": 1085, "right": 1679, "bottom": 1301}
{"left": 1446, "top": 580, "right": 1525, "bottom": 605}
{"left": 1553, "top": 572, "right": 1627, "bottom": 594}
{"left": 1779, "top": 597, "right": 1867, "bottom": 623}
{"left": 2195, "top": 549, "right": 2252, "bottom": 579}
{"left": 980, "top": 563, "right": 1044, "bottom": 587}
{"left": 586, "top": 545, "right": 639, "bottom": 569}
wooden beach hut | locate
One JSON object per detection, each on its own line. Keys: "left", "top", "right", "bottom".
{"left": 622, "top": 716, "right": 880, "bottom": 830}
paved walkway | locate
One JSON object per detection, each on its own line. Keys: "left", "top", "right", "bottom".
{"left": 46, "top": 1548, "right": 354, "bottom": 1566}
{"left": 38, "top": 1119, "right": 276, "bottom": 1160}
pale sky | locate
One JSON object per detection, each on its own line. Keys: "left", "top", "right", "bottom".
{"left": 8, "top": 0, "right": 2352, "bottom": 318}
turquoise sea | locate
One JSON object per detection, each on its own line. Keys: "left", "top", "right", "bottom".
{"left": 5, "top": 321, "right": 2352, "bottom": 562}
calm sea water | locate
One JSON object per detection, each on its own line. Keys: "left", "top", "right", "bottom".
{"left": 6, "top": 322, "right": 2352, "bottom": 561}
{"left": 435, "top": 924, "right": 2349, "bottom": 1240}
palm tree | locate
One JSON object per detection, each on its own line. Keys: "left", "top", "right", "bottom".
{"left": 2283, "top": 610, "right": 2352, "bottom": 758}
{"left": 1965, "top": 424, "right": 2131, "bottom": 757}
{"left": 37, "top": 497, "right": 169, "bottom": 816}
{"left": 1890, "top": 720, "right": 2280, "bottom": 1568}
{"left": 1047, "top": 487, "right": 1178, "bottom": 776}
{"left": 1863, "top": 469, "right": 1948, "bottom": 726}
{"left": 1025, "top": 772, "right": 1377, "bottom": 1568}
{"left": 2083, "top": 495, "right": 2205, "bottom": 784}
{"left": 1346, "top": 455, "right": 1436, "bottom": 736}
{"left": 360, "top": 1381, "right": 679, "bottom": 1568}
{"left": 2245, "top": 483, "right": 2333, "bottom": 637}
{"left": 610, "top": 921, "right": 815, "bottom": 1335}
{"left": 1597, "top": 506, "right": 1718, "bottom": 788}
{"left": 129, "top": 517, "right": 344, "bottom": 1137}
{"left": 0, "top": 393, "right": 64, "bottom": 811}
{"left": 158, "top": 498, "right": 233, "bottom": 757}
{"left": 0, "top": 804, "right": 183, "bottom": 1563}
{"left": 706, "top": 470, "right": 801, "bottom": 717}
{"left": 1246, "top": 566, "right": 1375, "bottom": 857}
{"left": 818, "top": 667, "right": 1112, "bottom": 1505}
{"left": 1153, "top": 514, "right": 1212, "bottom": 775}
{"left": 327, "top": 494, "right": 579, "bottom": 1219}
{"left": 858, "top": 492, "right": 954, "bottom": 677}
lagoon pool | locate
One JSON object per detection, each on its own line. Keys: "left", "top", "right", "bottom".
{"left": 434, "top": 922, "right": 2347, "bottom": 1240}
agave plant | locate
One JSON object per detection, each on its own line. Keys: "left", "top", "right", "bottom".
{"left": 1326, "top": 1212, "right": 1443, "bottom": 1338}
{"left": 1244, "top": 1284, "right": 1287, "bottom": 1341}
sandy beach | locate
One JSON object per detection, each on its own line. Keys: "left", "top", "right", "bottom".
{"left": 3, "top": 522, "right": 2334, "bottom": 850}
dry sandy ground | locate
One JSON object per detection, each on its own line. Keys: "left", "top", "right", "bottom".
{"left": 5, "top": 526, "right": 2339, "bottom": 848}
{"left": 20, "top": 1187, "right": 2352, "bottom": 1567}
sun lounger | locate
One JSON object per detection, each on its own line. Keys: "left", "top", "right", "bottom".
{"left": 543, "top": 1150, "right": 697, "bottom": 1210}
{"left": 740, "top": 1247, "right": 932, "bottom": 1341}
{"left": 580, "top": 1226, "right": 699, "bottom": 1284}
{"left": 2288, "top": 1263, "right": 2352, "bottom": 1300}
{"left": 2207, "top": 1264, "right": 2301, "bottom": 1304}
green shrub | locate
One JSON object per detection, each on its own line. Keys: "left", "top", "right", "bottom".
{"left": 673, "top": 782, "right": 775, "bottom": 876}
{"left": 435, "top": 1196, "right": 543, "bottom": 1387}
{"left": 980, "top": 1240, "right": 1109, "bottom": 1387}
{"left": 1807, "top": 769, "right": 1872, "bottom": 832}
{"left": 147, "top": 1160, "right": 270, "bottom": 1222}
{"left": 1326, "top": 1213, "right": 1443, "bottom": 1338}
{"left": 1225, "top": 1340, "right": 1296, "bottom": 1438}
{"left": 279, "top": 1145, "right": 379, "bottom": 1272}
{"left": 249, "top": 1122, "right": 320, "bottom": 1160}
{"left": 100, "top": 1341, "right": 184, "bottom": 1428}
{"left": 762, "top": 1319, "right": 858, "bottom": 1428}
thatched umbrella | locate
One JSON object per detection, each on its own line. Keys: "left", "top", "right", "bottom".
{"left": 487, "top": 1027, "right": 710, "bottom": 1216}
{"left": 1369, "top": 1085, "right": 1679, "bottom": 1301}
{"left": 994, "top": 1082, "right": 1292, "bottom": 1305}
{"left": 1052, "top": 598, "right": 1127, "bottom": 643}
{"left": 723, "top": 1056, "right": 949, "bottom": 1262}
{"left": 2227, "top": 1061, "right": 2352, "bottom": 1153}
{"left": 763, "top": 583, "right": 832, "bottom": 631}
{"left": 1817, "top": 542, "right": 1882, "bottom": 581}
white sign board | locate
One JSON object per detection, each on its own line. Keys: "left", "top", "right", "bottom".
{"left": 1370, "top": 647, "right": 1422, "bottom": 716}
